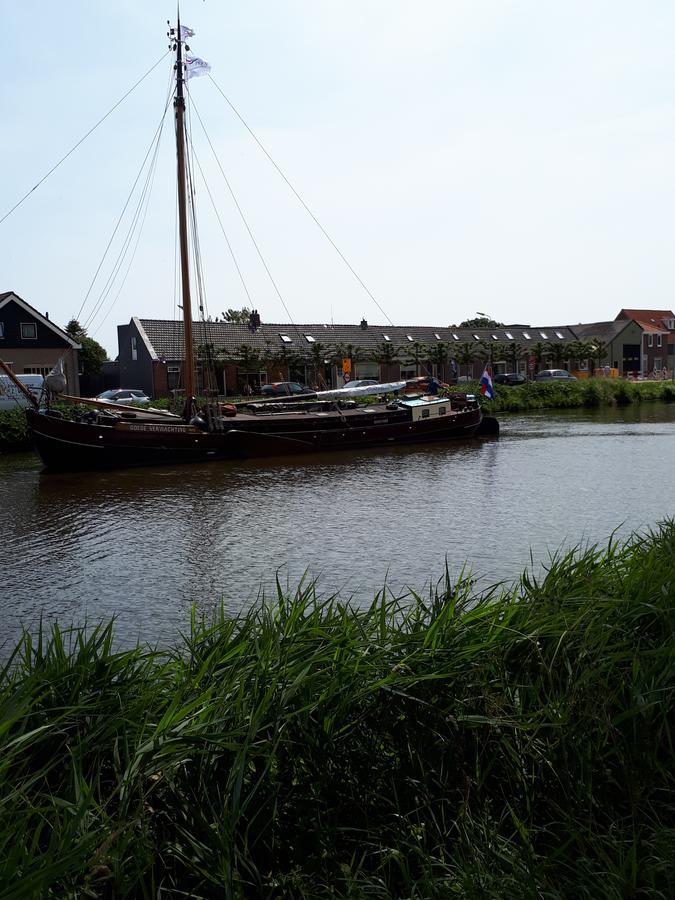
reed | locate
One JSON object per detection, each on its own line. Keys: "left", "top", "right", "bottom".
{"left": 1, "top": 524, "right": 674, "bottom": 897}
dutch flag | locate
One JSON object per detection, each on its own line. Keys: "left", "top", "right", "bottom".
{"left": 479, "top": 366, "right": 495, "bottom": 400}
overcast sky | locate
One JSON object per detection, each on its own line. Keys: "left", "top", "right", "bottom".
{"left": 3, "top": 1, "right": 675, "bottom": 356}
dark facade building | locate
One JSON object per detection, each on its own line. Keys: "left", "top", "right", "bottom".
{"left": 0, "top": 292, "right": 81, "bottom": 393}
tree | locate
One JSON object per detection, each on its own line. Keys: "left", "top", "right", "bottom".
{"left": 307, "top": 341, "right": 329, "bottom": 387}
{"left": 545, "top": 341, "right": 568, "bottom": 368}
{"left": 369, "top": 341, "right": 400, "bottom": 377}
{"left": 234, "top": 343, "right": 261, "bottom": 374}
{"left": 588, "top": 338, "right": 610, "bottom": 374}
{"left": 64, "top": 319, "right": 108, "bottom": 376}
{"left": 404, "top": 341, "right": 429, "bottom": 376}
{"left": 568, "top": 340, "right": 594, "bottom": 372}
{"left": 456, "top": 342, "right": 478, "bottom": 378}
{"left": 458, "top": 316, "right": 504, "bottom": 328}
{"left": 505, "top": 341, "right": 526, "bottom": 372}
{"left": 529, "top": 341, "right": 549, "bottom": 373}
{"left": 428, "top": 341, "right": 450, "bottom": 378}
{"left": 221, "top": 308, "right": 251, "bottom": 324}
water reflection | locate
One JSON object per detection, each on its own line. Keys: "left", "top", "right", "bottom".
{"left": 1, "top": 404, "right": 674, "bottom": 649}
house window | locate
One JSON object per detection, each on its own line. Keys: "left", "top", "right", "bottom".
{"left": 452, "top": 333, "right": 459, "bottom": 341}
{"left": 383, "top": 334, "right": 391, "bottom": 341}
{"left": 505, "top": 332, "right": 513, "bottom": 339}
{"left": 491, "top": 334, "right": 499, "bottom": 341}
{"left": 304, "top": 334, "right": 316, "bottom": 343}
{"left": 647, "top": 334, "right": 653, "bottom": 348}
{"left": 434, "top": 333, "right": 442, "bottom": 340}
{"left": 522, "top": 331, "right": 531, "bottom": 340}
{"left": 131, "top": 336, "right": 137, "bottom": 361}
{"left": 657, "top": 334, "right": 662, "bottom": 347}
{"left": 406, "top": 335, "right": 414, "bottom": 342}
{"left": 20, "top": 323, "right": 37, "bottom": 340}
{"left": 0, "top": 322, "right": 4, "bottom": 338}
{"left": 167, "top": 365, "right": 181, "bottom": 390}
{"left": 540, "top": 331, "right": 548, "bottom": 339}
{"left": 472, "top": 333, "right": 480, "bottom": 341}
{"left": 23, "top": 366, "right": 51, "bottom": 376}
{"left": 279, "top": 334, "right": 292, "bottom": 343}
{"left": 555, "top": 331, "right": 564, "bottom": 339}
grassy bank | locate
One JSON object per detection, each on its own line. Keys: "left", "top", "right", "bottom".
{"left": 1, "top": 525, "right": 673, "bottom": 897}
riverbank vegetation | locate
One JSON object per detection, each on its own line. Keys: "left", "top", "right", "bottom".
{"left": 1, "top": 523, "right": 673, "bottom": 897}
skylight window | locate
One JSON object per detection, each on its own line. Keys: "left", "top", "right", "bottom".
{"left": 522, "top": 332, "right": 531, "bottom": 340}
{"left": 555, "top": 331, "right": 564, "bottom": 339}
{"left": 452, "top": 333, "right": 459, "bottom": 341}
{"left": 505, "top": 332, "right": 513, "bottom": 340}
{"left": 383, "top": 334, "right": 391, "bottom": 341}
{"left": 406, "top": 335, "right": 414, "bottom": 342}
{"left": 540, "top": 331, "right": 548, "bottom": 339}
{"left": 434, "top": 333, "right": 442, "bottom": 340}
{"left": 473, "top": 334, "right": 480, "bottom": 341}
{"left": 304, "top": 334, "right": 316, "bottom": 343}
{"left": 491, "top": 334, "right": 499, "bottom": 341}
{"left": 280, "top": 334, "right": 292, "bottom": 343}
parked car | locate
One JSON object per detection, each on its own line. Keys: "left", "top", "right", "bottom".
{"left": 494, "top": 373, "right": 527, "bottom": 386}
{"left": 535, "top": 369, "right": 577, "bottom": 382}
{"left": 95, "top": 389, "right": 151, "bottom": 405}
{"left": 0, "top": 374, "right": 44, "bottom": 410}
{"left": 335, "top": 379, "right": 380, "bottom": 389}
{"left": 260, "top": 381, "right": 311, "bottom": 397}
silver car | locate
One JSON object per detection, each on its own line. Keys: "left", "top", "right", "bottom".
{"left": 535, "top": 369, "right": 577, "bottom": 381}
{"left": 95, "top": 389, "right": 151, "bottom": 405}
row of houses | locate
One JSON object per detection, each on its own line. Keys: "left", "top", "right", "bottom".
{"left": 1, "top": 291, "right": 674, "bottom": 398}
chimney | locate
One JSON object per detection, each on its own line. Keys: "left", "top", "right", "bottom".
{"left": 45, "top": 312, "right": 49, "bottom": 319}
{"left": 360, "top": 318, "right": 368, "bottom": 330}
{"left": 249, "top": 309, "right": 261, "bottom": 331}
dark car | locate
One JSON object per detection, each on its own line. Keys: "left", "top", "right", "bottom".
{"left": 535, "top": 369, "right": 577, "bottom": 382}
{"left": 260, "top": 381, "right": 312, "bottom": 397}
{"left": 94, "top": 389, "right": 151, "bottom": 405}
{"left": 494, "top": 373, "right": 527, "bottom": 386}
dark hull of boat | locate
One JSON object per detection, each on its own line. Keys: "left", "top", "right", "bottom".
{"left": 225, "top": 408, "right": 482, "bottom": 458}
{"left": 26, "top": 403, "right": 484, "bottom": 471}
{"left": 26, "top": 409, "right": 233, "bottom": 471}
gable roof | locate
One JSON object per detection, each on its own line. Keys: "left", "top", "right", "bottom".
{"left": 0, "top": 292, "right": 81, "bottom": 348}
{"left": 135, "top": 317, "right": 578, "bottom": 361}
{"left": 616, "top": 308, "right": 675, "bottom": 332}
{"left": 570, "top": 320, "right": 635, "bottom": 342}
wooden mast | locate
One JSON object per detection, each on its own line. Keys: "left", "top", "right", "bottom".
{"left": 174, "top": 13, "right": 195, "bottom": 416}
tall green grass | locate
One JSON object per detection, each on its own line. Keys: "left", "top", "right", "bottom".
{"left": 1, "top": 524, "right": 674, "bottom": 897}
{"left": 486, "top": 377, "right": 675, "bottom": 413}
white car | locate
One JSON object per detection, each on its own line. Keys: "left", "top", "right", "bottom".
{"left": 0, "top": 374, "right": 44, "bottom": 410}
{"left": 94, "top": 389, "right": 152, "bottom": 405}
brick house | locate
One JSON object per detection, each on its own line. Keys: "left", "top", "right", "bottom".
{"left": 615, "top": 309, "right": 675, "bottom": 375}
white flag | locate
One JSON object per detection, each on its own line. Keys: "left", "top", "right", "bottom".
{"left": 185, "top": 55, "right": 211, "bottom": 79}
{"left": 180, "top": 25, "right": 195, "bottom": 39}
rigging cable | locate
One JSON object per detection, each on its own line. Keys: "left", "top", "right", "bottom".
{"left": 188, "top": 97, "right": 304, "bottom": 339}
{"left": 208, "top": 75, "right": 396, "bottom": 328}
{"left": 0, "top": 52, "right": 171, "bottom": 227}
{"left": 75, "top": 70, "right": 175, "bottom": 328}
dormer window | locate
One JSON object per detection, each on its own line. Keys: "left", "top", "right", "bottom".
{"left": 20, "top": 323, "right": 37, "bottom": 340}
{"left": 280, "top": 334, "right": 292, "bottom": 343}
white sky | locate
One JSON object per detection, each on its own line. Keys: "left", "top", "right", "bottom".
{"left": 3, "top": 1, "right": 675, "bottom": 357}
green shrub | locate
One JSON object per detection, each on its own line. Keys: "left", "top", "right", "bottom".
{"left": 0, "top": 408, "right": 30, "bottom": 448}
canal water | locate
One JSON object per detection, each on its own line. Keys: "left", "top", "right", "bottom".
{"left": 1, "top": 404, "right": 674, "bottom": 649}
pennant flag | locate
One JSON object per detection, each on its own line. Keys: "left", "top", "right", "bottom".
{"left": 479, "top": 365, "right": 495, "bottom": 400}
{"left": 180, "top": 25, "right": 195, "bottom": 39}
{"left": 186, "top": 55, "right": 211, "bottom": 79}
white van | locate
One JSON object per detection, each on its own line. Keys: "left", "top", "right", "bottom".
{"left": 0, "top": 374, "right": 44, "bottom": 410}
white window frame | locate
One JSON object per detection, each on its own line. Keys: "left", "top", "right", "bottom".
{"left": 657, "top": 334, "right": 662, "bottom": 348}
{"left": 647, "top": 334, "right": 653, "bottom": 348}
{"left": 20, "top": 322, "right": 37, "bottom": 340}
